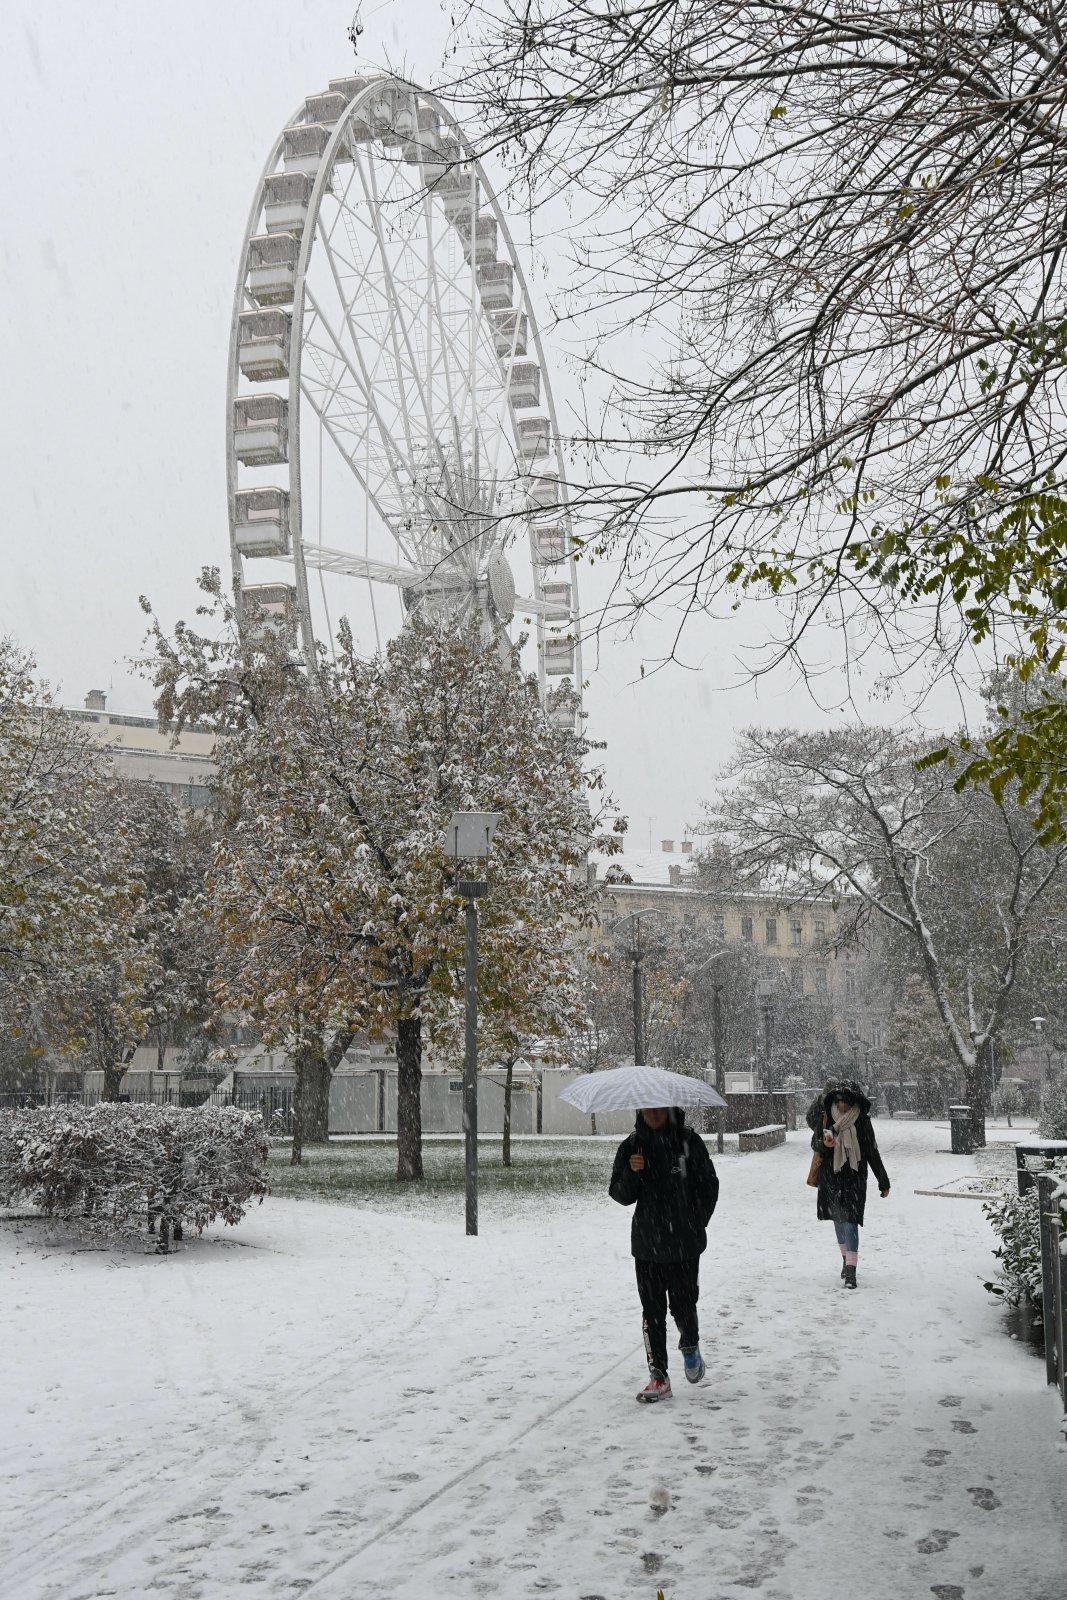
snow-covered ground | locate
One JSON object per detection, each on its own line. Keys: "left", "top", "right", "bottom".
{"left": 2, "top": 1120, "right": 1065, "bottom": 1600}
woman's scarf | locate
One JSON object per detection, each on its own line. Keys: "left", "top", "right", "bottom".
{"left": 832, "top": 1104, "right": 862, "bottom": 1173}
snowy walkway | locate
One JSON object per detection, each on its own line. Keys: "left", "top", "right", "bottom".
{"left": 1, "top": 1121, "right": 1065, "bottom": 1600}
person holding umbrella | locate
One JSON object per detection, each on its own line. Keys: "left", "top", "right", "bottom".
{"left": 609, "top": 1104, "right": 720, "bottom": 1403}
{"left": 811, "top": 1081, "right": 890, "bottom": 1289}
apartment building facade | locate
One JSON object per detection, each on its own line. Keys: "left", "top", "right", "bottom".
{"left": 591, "top": 839, "right": 888, "bottom": 1070}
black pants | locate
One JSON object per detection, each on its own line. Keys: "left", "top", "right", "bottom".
{"left": 635, "top": 1258, "right": 700, "bottom": 1374}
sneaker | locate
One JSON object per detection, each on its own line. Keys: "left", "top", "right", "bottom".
{"left": 681, "top": 1345, "right": 706, "bottom": 1384}
{"left": 636, "top": 1368, "right": 672, "bottom": 1404}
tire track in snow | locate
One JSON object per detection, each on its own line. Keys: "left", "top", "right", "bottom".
{"left": 2, "top": 1211, "right": 443, "bottom": 1598}
{"left": 299, "top": 1342, "right": 643, "bottom": 1596}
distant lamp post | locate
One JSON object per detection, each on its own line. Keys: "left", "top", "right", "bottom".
{"left": 689, "top": 945, "right": 731, "bottom": 1154}
{"left": 757, "top": 975, "right": 775, "bottom": 1093}
{"left": 608, "top": 908, "right": 670, "bottom": 1066}
{"left": 446, "top": 811, "right": 503, "bottom": 1238}
{"left": 1031, "top": 1014, "right": 1053, "bottom": 1105}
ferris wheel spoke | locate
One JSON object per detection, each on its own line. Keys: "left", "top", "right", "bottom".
{"left": 298, "top": 369, "right": 418, "bottom": 567}
{"left": 360, "top": 153, "right": 441, "bottom": 493}
{"left": 300, "top": 323, "right": 414, "bottom": 553}
{"left": 303, "top": 281, "right": 417, "bottom": 542}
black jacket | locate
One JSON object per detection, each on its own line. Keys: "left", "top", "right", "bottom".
{"left": 609, "top": 1112, "right": 719, "bottom": 1262}
{"left": 810, "top": 1085, "right": 890, "bottom": 1227}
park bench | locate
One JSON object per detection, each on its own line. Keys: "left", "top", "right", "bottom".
{"left": 738, "top": 1124, "right": 786, "bottom": 1153}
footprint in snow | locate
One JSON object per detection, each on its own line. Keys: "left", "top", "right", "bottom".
{"left": 923, "top": 1449, "right": 951, "bottom": 1466}
{"left": 938, "top": 1396, "right": 964, "bottom": 1408}
{"left": 951, "top": 1420, "right": 977, "bottom": 1435}
{"left": 930, "top": 1588, "right": 965, "bottom": 1599}
{"left": 916, "top": 1529, "right": 960, "bottom": 1554}
{"left": 966, "top": 1486, "right": 1001, "bottom": 1511}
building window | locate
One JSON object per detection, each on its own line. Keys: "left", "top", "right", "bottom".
{"left": 815, "top": 967, "right": 828, "bottom": 994}
{"left": 814, "top": 919, "right": 826, "bottom": 940}
{"left": 845, "top": 970, "right": 857, "bottom": 998}
{"left": 870, "top": 1022, "right": 882, "bottom": 1049}
{"left": 791, "top": 964, "right": 804, "bottom": 995}
{"left": 847, "top": 1014, "right": 860, "bottom": 1040}
{"left": 790, "top": 919, "right": 803, "bottom": 946}
{"left": 712, "top": 913, "right": 725, "bottom": 940}
{"left": 741, "top": 916, "right": 753, "bottom": 941}
{"left": 765, "top": 918, "right": 778, "bottom": 946}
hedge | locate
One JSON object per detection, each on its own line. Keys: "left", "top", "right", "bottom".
{"left": 0, "top": 1103, "right": 269, "bottom": 1243}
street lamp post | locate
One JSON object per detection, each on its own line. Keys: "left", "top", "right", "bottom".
{"left": 757, "top": 976, "right": 775, "bottom": 1094}
{"left": 687, "top": 945, "right": 732, "bottom": 1154}
{"left": 446, "top": 811, "right": 502, "bottom": 1238}
{"left": 1032, "top": 1015, "right": 1048, "bottom": 1114}
{"left": 608, "top": 909, "right": 670, "bottom": 1067}
{"left": 632, "top": 915, "right": 646, "bottom": 1066}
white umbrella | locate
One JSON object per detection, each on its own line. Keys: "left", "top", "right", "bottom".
{"left": 559, "top": 1064, "right": 727, "bottom": 1114}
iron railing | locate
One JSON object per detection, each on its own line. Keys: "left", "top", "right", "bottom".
{"left": 1036, "top": 1173, "right": 1067, "bottom": 1417}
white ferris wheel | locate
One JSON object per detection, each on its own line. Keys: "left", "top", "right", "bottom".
{"left": 226, "top": 72, "right": 582, "bottom": 726}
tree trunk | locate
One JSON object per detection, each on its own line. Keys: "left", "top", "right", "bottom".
{"left": 101, "top": 1063, "right": 125, "bottom": 1102}
{"left": 290, "top": 1044, "right": 306, "bottom": 1166}
{"left": 396, "top": 1016, "right": 424, "bottom": 1181}
{"left": 292, "top": 1024, "right": 356, "bottom": 1156}
{"left": 966, "top": 1045, "right": 989, "bottom": 1149}
{"left": 302, "top": 1042, "right": 333, "bottom": 1145}
{"left": 101, "top": 1041, "right": 136, "bottom": 1104}
{"left": 502, "top": 1058, "right": 514, "bottom": 1168}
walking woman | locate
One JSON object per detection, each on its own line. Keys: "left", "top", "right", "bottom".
{"left": 610, "top": 1106, "right": 719, "bottom": 1402}
{"left": 809, "top": 1083, "right": 890, "bottom": 1288}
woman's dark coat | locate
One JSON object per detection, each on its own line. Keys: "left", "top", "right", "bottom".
{"left": 810, "top": 1085, "right": 890, "bottom": 1227}
{"left": 609, "top": 1111, "right": 719, "bottom": 1262}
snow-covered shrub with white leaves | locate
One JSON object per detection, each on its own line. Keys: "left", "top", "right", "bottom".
{"left": 982, "top": 1182, "right": 1044, "bottom": 1306}
{"left": 1038, "top": 1073, "right": 1067, "bottom": 1140}
{"left": 982, "top": 1158, "right": 1067, "bottom": 1308}
{"left": 0, "top": 1104, "right": 269, "bottom": 1236}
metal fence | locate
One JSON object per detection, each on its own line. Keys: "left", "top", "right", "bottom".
{"left": 0, "top": 1088, "right": 215, "bottom": 1111}
{"left": 1036, "top": 1173, "right": 1067, "bottom": 1417}
{"left": 207, "top": 1085, "right": 295, "bottom": 1134}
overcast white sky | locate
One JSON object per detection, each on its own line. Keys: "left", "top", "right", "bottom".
{"left": 0, "top": 1, "right": 976, "bottom": 847}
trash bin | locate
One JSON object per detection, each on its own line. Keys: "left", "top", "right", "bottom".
{"left": 949, "top": 1104, "right": 974, "bottom": 1155}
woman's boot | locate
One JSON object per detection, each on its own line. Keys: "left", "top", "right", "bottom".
{"left": 843, "top": 1264, "right": 857, "bottom": 1290}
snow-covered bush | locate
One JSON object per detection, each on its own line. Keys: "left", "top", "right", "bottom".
{"left": 982, "top": 1158, "right": 1067, "bottom": 1308}
{"left": 982, "top": 1182, "right": 1044, "bottom": 1306}
{"left": 1038, "top": 1073, "right": 1067, "bottom": 1139}
{"left": 0, "top": 1103, "right": 269, "bottom": 1238}
{"left": 994, "top": 1081, "right": 1025, "bottom": 1126}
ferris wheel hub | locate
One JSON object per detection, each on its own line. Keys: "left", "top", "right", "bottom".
{"left": 487, "top": 547, "right": 516, "bottom": 624}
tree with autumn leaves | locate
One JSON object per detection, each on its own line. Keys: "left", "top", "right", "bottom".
{"left": 144, "top": 573, "right": 623, "bottom": 1178}
{"left": 0, "top": 639, "right": 221, "bottom": 1099}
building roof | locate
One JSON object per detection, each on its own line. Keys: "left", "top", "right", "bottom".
{"left": 590, "top": 845, "right": 699, "bottom": 888}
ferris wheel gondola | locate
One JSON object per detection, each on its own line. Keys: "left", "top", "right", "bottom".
{"left": 225, "top": 73, "right": 582, "bottom": 727}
